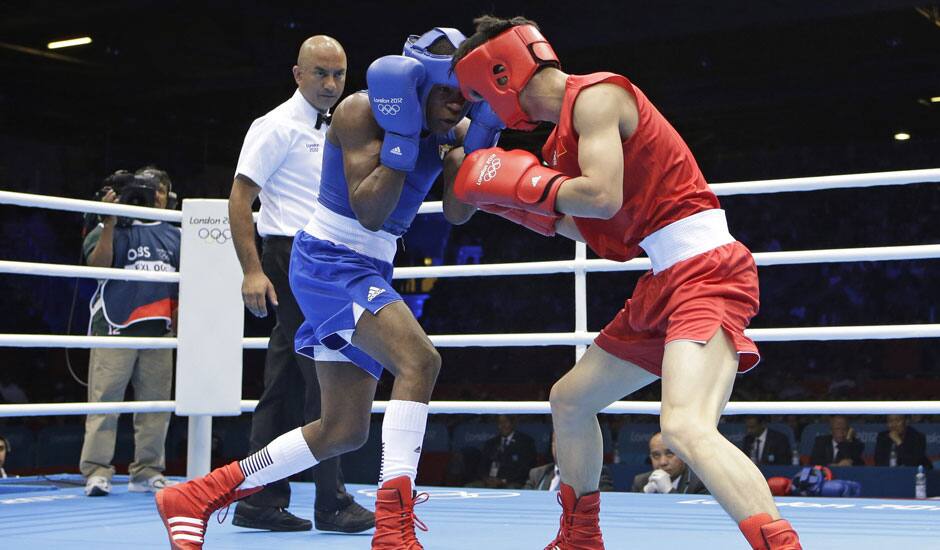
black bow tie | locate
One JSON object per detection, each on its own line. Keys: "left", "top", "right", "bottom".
{"left": 315, "top": 112, "right": 332, "bottom": 130}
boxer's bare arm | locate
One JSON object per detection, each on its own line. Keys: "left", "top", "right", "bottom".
{"left": 332, "top": 93, "right": 407, "bottom": 231}
{"left": 441, "top": 137, "right": 477, "bottom": 225}
{"left": 553, "top": 84, "right": 637, "bottom": 219}
{"left": 555, "top": 215, "right": 585, "bottom": 242}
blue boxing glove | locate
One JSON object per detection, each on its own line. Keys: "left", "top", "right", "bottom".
{"left": 820, "top": 479, "right": 862, "bottom": 497}
{"left": 367, "top": 55, "right": 425, "bottom": 172}
{"left": 463, "top": 101, "right": 504, "bottom": 154}
{"left": 791, "top": 465, "right": 831, "bottom": 496}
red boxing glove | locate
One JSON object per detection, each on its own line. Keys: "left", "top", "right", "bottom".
{"left": 455, "top": 147, "right": 569, "bottom": 216}
{"left": 766, "top": 476, "right": 793, "bottom": 497}
{"left": 478, "top": 204, "right": 560, "bottom": 237}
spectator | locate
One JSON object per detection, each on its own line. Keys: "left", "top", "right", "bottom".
{"left": 810, "top": 415, "right": 865, "bottom": 467}
{"left": 79, "top": 168, "right": 180, "bottom": 497}
{"left": 632, "top": 432, "right": 707, "bottom": 494}
{"left": 783, "top": 414, "right": 806, "bottom": 443}
{"left": 0, "top": 435, "right": 9, "bottom": 478}
{"left": 874, "top": 414, "right": 932, "bottom": 469}
{"left": 741, "top": 415, "right": 792, "bottom": 465}
{"left": 525, "top": 431, "right": 614, "bottom": 491}
{"left": 469, "top": 415, "right": 537, "bottom": 489}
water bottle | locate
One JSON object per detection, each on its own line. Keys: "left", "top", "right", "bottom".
{"left": 889, "top": 446, "right": 898, "bottom": 467}
{"left": 791, "top": 447, "right": 800, "bottom": 466}
{"left": 613, "top": 448, "right": 621, "bottom": 464}
{"left": 915, "top": 465, "right": 927, "bottom": 499}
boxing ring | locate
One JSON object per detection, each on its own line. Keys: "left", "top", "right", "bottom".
{"left": 2, "top": 167, "right": 940, "bottom": 549}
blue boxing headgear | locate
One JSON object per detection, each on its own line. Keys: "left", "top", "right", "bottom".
{"left": 402, "top": 27, "right": 467, "bottom": 129}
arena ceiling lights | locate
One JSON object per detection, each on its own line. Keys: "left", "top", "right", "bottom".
{"left": 47, "top": 36, "right": 92, "bottom": 50}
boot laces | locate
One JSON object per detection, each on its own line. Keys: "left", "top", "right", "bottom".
{"left": 375, "top": 491, "right": 429, "bottom": 548}
{"left": 216, "top": 504, "right": 232, "bottom": 525}
{"left": 544, "top": 492, "right": 600, "bottom": 549}
{"left": 544, "top": 493, "right": 567, "bottom": 549}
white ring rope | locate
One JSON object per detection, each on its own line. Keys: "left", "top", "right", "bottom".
{"left": 4, "top": 244, "right": 939, "bottom": 284}
{"left": 4, "top": 168, "right": 939, "bottom": 221}
{"left": 0, "top": 259, "right": 179, "bottom": 283}
{"left": 0, "top": 335, "right": 177, "bottom": 348}
{"left": 2, "top": 324, "right": 939, "bottom": 349}
{"left": 3, "top": 399, "right": 940, "bottom": 418}
{"left": 707, "top": 167, "right": 940, "bottom": 196}
{"left": 413, "top": 167, "right": 940, "bottom": 214}
{"left": 0, "top": 190, "right": 183, "bottom": 222}
{"left": 393, "top": 244, "right": 940, "bottom": 279}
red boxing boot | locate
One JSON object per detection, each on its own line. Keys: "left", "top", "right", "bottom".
{"left": 739, "top": 513, "right": 803, "bottom": 550}
{"left": 372, "top": 476, "right": 429, "bottom": 550}
{"left": 155, "top": 461, "right": 262, "bottom": 549}
{"left": 543, "top": 483, "right": 605, "bottom": 550}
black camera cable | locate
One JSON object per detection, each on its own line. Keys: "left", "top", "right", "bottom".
{"left": 64, "top": 228, "right": 91, "bottom": 387}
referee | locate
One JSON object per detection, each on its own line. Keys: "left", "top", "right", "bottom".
{"left": 228, "top": 35, "right": 373, "bottom": 533}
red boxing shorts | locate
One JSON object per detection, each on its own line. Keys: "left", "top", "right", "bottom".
{"left": 594, "top": 240, "right": 760, "bottom": 376}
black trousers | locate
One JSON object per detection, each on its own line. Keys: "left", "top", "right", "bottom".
{"left": 243, "top": 235, "right": 348, "bottom": 511}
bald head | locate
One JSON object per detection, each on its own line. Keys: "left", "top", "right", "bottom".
{"left": 298, "top": 35, "right": 344, "bottom": 66}
{"left": 293, "top": 35, "right": 347, "bottom": 112}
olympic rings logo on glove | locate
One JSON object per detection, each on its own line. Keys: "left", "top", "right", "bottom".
{"left": 198, "top": 227, "right": 232, "bottom": 244}
{"left": 477, "top": 155, "right": 501, "bottom": 184}
{"left": 377, "top": 104, "right": 401, "bottom": 116}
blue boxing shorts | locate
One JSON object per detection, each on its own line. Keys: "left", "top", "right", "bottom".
{"left": 289, "top": 231, "right": 402, "bottom": 378}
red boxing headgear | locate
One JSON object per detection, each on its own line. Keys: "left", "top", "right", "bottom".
{"left": 454, "top": 25, "right": 559, "bottom": 131}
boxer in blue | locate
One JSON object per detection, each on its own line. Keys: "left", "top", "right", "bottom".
{"left": 156, "top": 28, "right": 503, "bottom": 550}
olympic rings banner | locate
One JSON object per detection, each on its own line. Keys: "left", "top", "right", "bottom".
{"left": 175, "top": 199, "right": 244, "bottom": 416}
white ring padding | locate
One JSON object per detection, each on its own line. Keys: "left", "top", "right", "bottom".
{"left": 3, "top": 399, "right": 940, "bottom": 418}
{"left": 0, "top": 260, "right": 180, "bottom": 282}
{"left": 392, "top": 244, "right": 940, "bottom": 279}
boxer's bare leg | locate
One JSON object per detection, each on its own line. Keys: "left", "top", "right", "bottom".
{"left": 549, "top": 345, "right": 658, "bottom": 496}
{"left": 659, "top": 329, "right": 780, "bottom": 521}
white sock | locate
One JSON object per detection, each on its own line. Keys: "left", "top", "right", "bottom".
{"left": 380, "top": 400, "right": 429, "bottom": 486}
{"left": 238, "top": 427, "right": 319, "bottom": 490}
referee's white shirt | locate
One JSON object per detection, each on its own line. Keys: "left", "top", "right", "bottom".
{"left": 235, "top": 89, "right": 328, "bottom": 237}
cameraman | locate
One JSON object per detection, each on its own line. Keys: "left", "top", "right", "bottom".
{"left": 79, "top": 167, "right": 180, "bottom": 497}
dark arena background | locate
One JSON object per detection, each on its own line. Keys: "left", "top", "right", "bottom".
{"left": 1, "top": 2, "right": 939, "bottom": 548}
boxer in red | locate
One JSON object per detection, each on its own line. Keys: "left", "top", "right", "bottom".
{"left": 451, "top": 16, "right": 802, "bottom": 550}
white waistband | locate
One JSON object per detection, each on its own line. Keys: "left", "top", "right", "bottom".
{"left": 302, "top": 205, "right": 397, "bottom": 264}
{"left": 639, "top": 209, "right": 735, "bottom": 274}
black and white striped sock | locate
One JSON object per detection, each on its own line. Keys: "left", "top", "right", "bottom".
{"left": 238, "top": 427, "right": 318, "bottom": 490}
